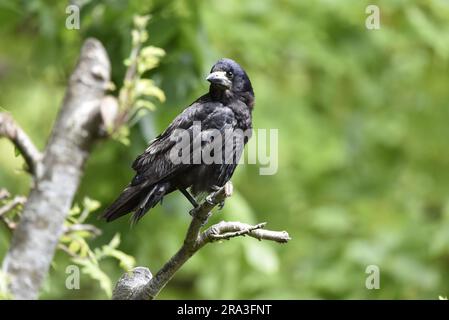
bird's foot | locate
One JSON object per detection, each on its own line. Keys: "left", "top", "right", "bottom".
{"left": 218, "top": 200, "right": 225, "bottom": 210}
{"left": 205, "top": 195, "right": 215, "bottom": 206}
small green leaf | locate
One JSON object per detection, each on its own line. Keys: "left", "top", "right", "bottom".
{"left": 66, "top": 217, "right": 78, "bottom": 225}
{"left": 68, "top": 240, "right": 81, "bottom": 254}
{"left": 141, "top": 46, "right": 165, "bottom": 59}
{"left": 106, "top": 81, "right": 116, "bottom": 91}
{"left": 79, "top": 238, "right": 91, "bottom": 259}
{"left": 73, "top": 258, "right": 112, "bottom": 297}
{"left": 133, "top": 15, "right": 151, "bottom": 29}
{"left": 14, "top": 146, "right": 20, "bottom": 157}
{"left": 59, "top": 235, "right": 72, "bottom": 243}
{"left": 135, "top": 99, "right": 156, "bottom": 111}
{"left": 108, "top": 234, "right": 121, "bottom": 249}
{"left": 83, "top": 197, "right": 101, "bottom": 213}
{"left": 69, "top": 204, "right": 81, "bottom": 216}
{"left": 112, "top": 126, "right": 130, "bottom": 146}
{"left": 135, "top": 79, "right": 165, "bottom": 102}
{"left": 104, "top": 248, "right": 135, "bottom": 271}
{"left": 137, "top": 46, "right": 165, "bottom": 74}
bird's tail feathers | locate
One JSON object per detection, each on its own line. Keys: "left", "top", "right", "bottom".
{"left": 101, "top": 184, "right": 147, "bottom": 222}
{"left": 131, "top": 182, "right": 169, "bottom": 224}
{"left": 101, "top": 181, "right": 170, "bottom": 223}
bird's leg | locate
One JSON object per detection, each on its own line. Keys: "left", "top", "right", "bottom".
{"left": 180, "top": 188, "right": 199, "bottom": 208}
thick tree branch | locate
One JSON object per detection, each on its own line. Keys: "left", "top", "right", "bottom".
{"left": 1, "top": 38, "right": 110, "bottom": 299}
{"left": 112, "top": 184, "right": 291, "bottom": 300}
{"left": 0, "top": 113, "right": 42, "bottom": 176}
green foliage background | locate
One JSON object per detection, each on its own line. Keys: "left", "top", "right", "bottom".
{"left": 1, "top": 0, "right": 449, "bottom": 299}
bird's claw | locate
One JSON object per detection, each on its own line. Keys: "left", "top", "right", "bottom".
{"left": 218, "top": 200, "right": 225, "bottom": 210}
{"left": 205, "top": 195, "right": 215, "bottom": 206}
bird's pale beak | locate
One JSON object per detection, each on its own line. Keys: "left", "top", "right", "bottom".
{"left": 206, "top": 71, "right": 232, "bottom": 89}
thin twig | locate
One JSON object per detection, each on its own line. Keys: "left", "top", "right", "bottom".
{"left": 245, "top": 228, "right": 291, "bottom": 243}
{"left": 0, "top": 189, "right": 11, "bottom": 201}
{"left": 63, "top": 224, "right": 102, "bottom": 237}
{"left": 200, "top": 221, "right": 291, "bottom": 244}
{"left": 57, "top": 244, "right": 77, "bottom": 258}
{"left": 202, "top": 222, "right": 266, "bottom": 241}
{"left": 0, "top": 195, "right": 25, "bottom": 231}
{"left": 0, "top": 113, "right": 42, "bottom": 176}
{"left": 0, "top": 196, "right": 26, "bottom": 218}
{"left": 0, "top": 217, "right": 17, "bottom": 231}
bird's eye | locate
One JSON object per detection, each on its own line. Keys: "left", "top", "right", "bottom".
{"left": 226, "top": 71, "right": 233, "bottom": 78}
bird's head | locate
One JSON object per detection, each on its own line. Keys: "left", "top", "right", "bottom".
{"left": 207, "top": 58, "right": 254, "bottom": 108}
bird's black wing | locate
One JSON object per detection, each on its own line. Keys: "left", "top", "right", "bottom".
{"left": 103, "top": 100, "right": 212, "bottom": 221}
{"left": 209, "top": 101, "right": 249, "bottom": 188}
{"left": 102, "top": 100, "right": 239, "bottom": 222}
{"left": 131, "top": 100, "right": 237, "bottom": 186}
{"left": 130, "top": 104, "right": 197, "bottom": 185}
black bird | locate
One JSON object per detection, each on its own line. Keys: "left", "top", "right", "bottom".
{"left": 102, "top": 58, "right": 254, "bottom": 223}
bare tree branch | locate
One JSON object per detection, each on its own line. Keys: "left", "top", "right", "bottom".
{"left": 0, "top": 192, "right": 26, "bottom": 231}
{"left": 1, "top": 38, "right": 111, "bottom": 300}
{"left": 0, "top": 196, "right": 26, "bottom": 218}
{"left": 0, "top": 189, "right": 11, "bottom": 201}
{"left": 112, "top": 184, "right": 291, "bottom": 300}
{"left": 202, "top": 221, "right": 266, "bottom": 241}
{"left": 199, "top": 221, "right": 291, "bottom": 244}
{"left": 0, "top": 113, "right": 42, "bottom": 176}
